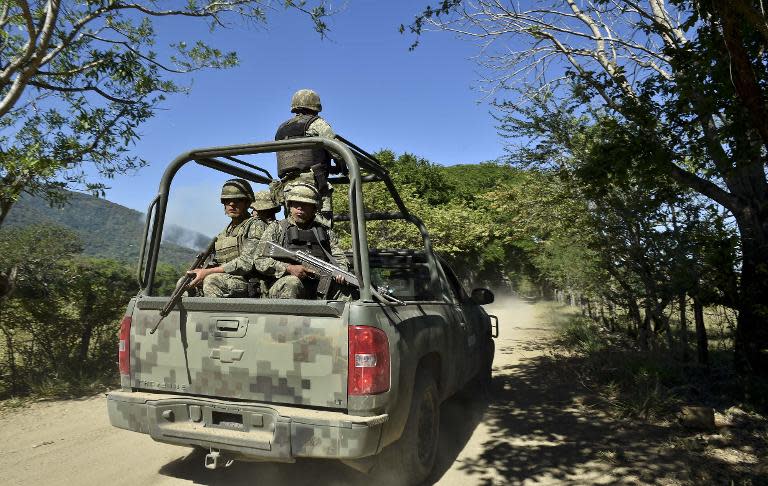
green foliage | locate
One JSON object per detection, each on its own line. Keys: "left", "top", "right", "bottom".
{"left": 408, "top": 0, "right": 768, "bottom": 370}
{"left": 335, "top": 150, "right": 530, "bottom": 287}
{"left": 155, "top": 262, "right": 187, "bottom": 296}
{"left": 441, "top": 162, "right": 522, "bottom": 206}
{"left": 560, "top": 318, "right": 607, "bottom": 354}
{"left": 0, "top": 222, "right": 140, "bottom": 398}
{"left": 4, "top": 190, "right": 198, "bottom": 267}
{"left": 0, "top": 1, "right": 331, "bottom": 226}
{"left": 492, "top": 90, "right": 741, "bottom": 352}
{"left": 0, "top": 224, "right": 83, "bottom": 296}
{"left": 558, "top": 317, "right": 681, "bottom": 421}
{"left": 375, "top": 150, "right": 457, "bottom": 206}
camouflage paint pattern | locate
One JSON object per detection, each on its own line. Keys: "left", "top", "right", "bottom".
{"left": 107, "top": 391, "right": 385, "bottom": 460}
{"left": 129, "top": 298, "right": 348, "bottom": 408}
{"left": 290, "top": 89, "right": 322, "bottom": 113}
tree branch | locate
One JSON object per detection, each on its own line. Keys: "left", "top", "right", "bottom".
{"left": 0, "top": 0, "right": 61, "bottom": 117}
{"left": 26, "top": 79, "right": 140, "bottom": 105}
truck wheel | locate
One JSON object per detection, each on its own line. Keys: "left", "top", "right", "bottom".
{"left": 458, "top": 338, "right": 494, "bottom": 400}
{"left": 479, "top": 338, "right": 495, "bottom": 393}
{"left": 376, "top": 369, "right": 440, "bottom": 485}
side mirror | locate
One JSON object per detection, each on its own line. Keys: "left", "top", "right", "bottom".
{"left": 471, "top": 288, "right": 494, "bottom": 305}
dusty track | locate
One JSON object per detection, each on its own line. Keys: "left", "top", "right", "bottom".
{"left": 0, "top": 297, "right": 708, "bottom": 485}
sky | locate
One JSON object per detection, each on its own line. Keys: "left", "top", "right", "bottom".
{"left": 99, "top": 1, "right": 505, "bottom": 238}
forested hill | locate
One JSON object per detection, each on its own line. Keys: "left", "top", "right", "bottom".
{"left": 4, "top": 191, "right": 202, "bottom": 267}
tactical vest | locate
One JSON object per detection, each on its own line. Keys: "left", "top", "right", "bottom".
{"left": 213, "top": 218, "right": 256, "bottom": 265}
{"left": 274, "top": 114, "right": 331, "bottom": 178}
{"left": 279, "top": 219, "right": 333, "bottom": 262}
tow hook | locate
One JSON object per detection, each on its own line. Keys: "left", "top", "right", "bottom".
{"left": 204, "top": 449, "right": 234, "bottom": 470}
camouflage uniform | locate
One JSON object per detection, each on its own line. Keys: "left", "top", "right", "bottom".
{"left": 251, "top": 190, "right": 281, "bottom": 216}
{"left": 255, "top": 216, "right": 349, "bottom": 299}
{"left": 203, "top": 217, "right": 266, "bottom": 298}
{"left": 273, "top": 89, "right": 343, "bottom": 217}
{"left": 200, "top": 179, "right": 266, "bottom": 298}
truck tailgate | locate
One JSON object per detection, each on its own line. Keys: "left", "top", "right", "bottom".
{"left": 129, "top": 297, "right": 348, "bottom": 409}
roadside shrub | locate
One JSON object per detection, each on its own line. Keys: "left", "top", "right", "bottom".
{"left": 559, "top": 317, "right": 607, "bottom": 354}
{"left": 557, "top": 317, "right": 682, "bottom": 421}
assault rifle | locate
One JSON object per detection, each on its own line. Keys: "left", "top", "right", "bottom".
{"left": 150, "top": 237, "right": 217, "bottom": 334}
{"left": 262, "top": 241, "right": 357, "bottom": 298}
{"left": 261, "top": 241, "right": 405, "bottom": 305}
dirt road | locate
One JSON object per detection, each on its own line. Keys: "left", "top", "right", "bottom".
{"left": 0, "top": 298, "right": 681, "bottom": 485}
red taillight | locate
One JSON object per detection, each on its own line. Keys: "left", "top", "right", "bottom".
{"left": 118, "top": 316, "right": 131, "bottom": 375}
{"left": 348, "top": 326, "right": 390, "bottom": 395}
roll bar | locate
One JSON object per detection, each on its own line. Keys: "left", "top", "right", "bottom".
{"left": 137, "top": 136, "right": 446, "bottom": 303}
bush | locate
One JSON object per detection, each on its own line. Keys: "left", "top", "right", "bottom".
{"left": 557, "top": 317, "right": 682, "bottom": 421}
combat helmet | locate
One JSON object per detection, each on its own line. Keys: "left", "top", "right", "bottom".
{"left": 251, "top": 190, "right": 279, "bottom": 211}
{"left": 284, "top": 182, "right": 319, "bottom": 206}
{"left": 290, "top": 89, "right": 322, "bottom": 113}
{"left": 220, "top": 178, "right": 254, "bottom": 201}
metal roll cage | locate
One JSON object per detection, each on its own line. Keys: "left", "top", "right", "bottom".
{"left": 137, "top": 135, "right": 445, "bottom": 304}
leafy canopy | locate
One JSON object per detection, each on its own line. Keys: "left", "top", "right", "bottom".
{"left": 0, "top": 1, "right": 330, "bottom": 226}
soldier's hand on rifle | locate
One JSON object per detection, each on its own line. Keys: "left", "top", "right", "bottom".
{"left": 187, "top": 267, "right": 222, "bottom": 288}
{"left": 286, "top": 264, "right": 311, "bottom": 279}
{"left": 333, "top": 274, "right": 345, "bottom": 284}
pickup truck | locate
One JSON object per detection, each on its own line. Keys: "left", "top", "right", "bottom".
{"left": 107, "top": 137, "right": 499, "bottom": 485}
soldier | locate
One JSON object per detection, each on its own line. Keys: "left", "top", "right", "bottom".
{"left": 187, "top": 179, "right": 263, "bottom": 297}
{"left": 250, "top": 190, "right": 280, "bottom": 225}
{"left": 255, "top": 183, "right": 348, "bottom": 299}
{"left": 273, "top": 89, "right": 343, "bottom": 222}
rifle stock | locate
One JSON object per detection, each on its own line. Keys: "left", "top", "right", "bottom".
{"left": 150, "top": 236, "right": 217, "bottom": 334}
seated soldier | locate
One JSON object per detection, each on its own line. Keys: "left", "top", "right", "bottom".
{"left": 187, "top": 179, "right": 263, "bottom": 297}
{"left": 250, "top": 190, "right": 280, "bottom": 226}
{"left": 255, "top": 183, "right": 348, "bottom": 299}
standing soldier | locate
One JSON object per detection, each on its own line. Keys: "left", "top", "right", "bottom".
{"left": 273, "top": 89, "right": 343, "bottom": 222}
{"left": 255, "top": 183, "right": 348, "bottom": 299}
{"left": 187, "top": 179, "right": 262, "bottom": 297}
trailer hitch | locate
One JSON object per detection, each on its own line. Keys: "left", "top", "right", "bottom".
{"left": 204, "top": 449, "right": 234, "bottom": 470}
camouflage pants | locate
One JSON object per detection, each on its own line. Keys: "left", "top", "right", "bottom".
{"left": 267, "top": 275, "right": 307, "bottom": 299}
{"left": 203, "top": 273, "right": 249, "bottom": 298}
{"left": 267, "top": 276, "right": 349, "bottom": 300}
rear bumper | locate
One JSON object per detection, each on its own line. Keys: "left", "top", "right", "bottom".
{"left": 107, "top": 390, "right": 387, "bottom": 461}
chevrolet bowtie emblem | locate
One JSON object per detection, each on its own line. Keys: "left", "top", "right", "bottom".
{"left": 210, "top": 346, "right": 245, "bottom": 363}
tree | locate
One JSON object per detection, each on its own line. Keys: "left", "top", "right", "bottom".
{"left": 0, "top": 0, "right": 330, "bottom": 226}
{"left": 0, "top": 224, "right": 81, "bottom": 394}
{"left": 408, "top": 0, "right": 768, "bottom": 375}
{"left": 476, "top": 88, "right": 739, "bottom": 360}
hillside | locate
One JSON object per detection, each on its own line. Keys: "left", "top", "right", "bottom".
{"left": 3, "top": 191, "right": 205, "bottom": 267}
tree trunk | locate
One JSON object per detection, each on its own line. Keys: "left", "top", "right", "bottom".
{"left": 654, "top": 311, "right": 674, "bottom": 352}
{"left": 607, "top": 301, "right": 617, "bottom": 332}
{"left": 627, "top": 299, "right": 642, "bottom": 337}
{"left": 639, "top": 308, "right": 650, "bottom": 351}
{"left": 599, "top": 304, "right": 611, "bottom": 331}
{"left": 679, "top": 293, "right": 690, "bottom": 362}
{"left": 0, "top": 199, "right": 13, "bottom": 228}
{"left": 0, "top": 304, "right": 20, "bottom": 396}
{"left": 76, "top": 290, "right": 97, "bottom": 374}
{"left": 733, "top": 203, "right": 768, "bottom": 375}
{"left": 693, "top": 298, "right": 709, "bottom": 367}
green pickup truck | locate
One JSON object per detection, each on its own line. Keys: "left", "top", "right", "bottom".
{"left": 107, "top": 137, "right": 498, "bottom": 485}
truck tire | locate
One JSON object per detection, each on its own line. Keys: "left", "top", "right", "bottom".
{"left": 459, "top": 337, "right": 494, "bottom": 400}
{"left": 479, "top": 337, "right": 495, "bottom": 392}
{"left": 375, "top": 369, "right": 440, "bottom": 485}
